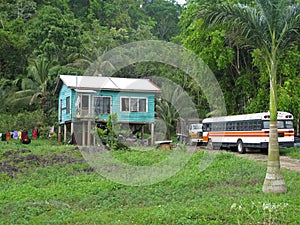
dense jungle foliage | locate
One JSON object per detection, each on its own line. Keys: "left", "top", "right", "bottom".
{"left": 0, "top": 0, "right": 299, "bottom": 134}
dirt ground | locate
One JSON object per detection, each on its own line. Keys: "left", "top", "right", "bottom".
{"left": 0, "top": 149, "right": 89, "bottom": 178}
{"left": 1, "top": 148, "right": 299, "bottom": 179}
{"left": 196, "top": 145, "right": 300, "bottom": 173}
{"left": 229, "top": 150, "right": 300, "bottom": 173}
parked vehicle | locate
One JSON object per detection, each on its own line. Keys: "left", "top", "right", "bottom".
{"left": 294, "top": 136, "right": 300, "bottom": 147}
{"left": 188, "top": 123, "right": 203, "bottom": 145}
{"left": 202, "top": 111, "right": 294, "bottom": 153}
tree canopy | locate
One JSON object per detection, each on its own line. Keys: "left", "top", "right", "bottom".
{"left": 197, "top": 0, "right": 300, "bottom": 194}
{"left": 0, "top": 0, "right": 299, "bottom": 139}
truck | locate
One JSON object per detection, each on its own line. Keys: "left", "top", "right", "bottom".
{"left": 188, "top": 123, "right": 203, "bottom": 145}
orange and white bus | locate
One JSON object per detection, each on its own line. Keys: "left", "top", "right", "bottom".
{"left": 202, "top": 111, "right": 294, "bottom": 153}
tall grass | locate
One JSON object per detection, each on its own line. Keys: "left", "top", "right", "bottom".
{"left": 0, "top": 139, "right": 299, "bottom": 224}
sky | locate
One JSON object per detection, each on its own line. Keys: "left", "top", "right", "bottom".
{"left": 176, "top": 0, "right": 186, "bottom": 5}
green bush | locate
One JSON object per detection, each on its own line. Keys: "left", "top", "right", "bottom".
{"left": 97, "top": 113, "right": 128, "bottom": 150}
{"left": 0, "top": 110, "right": 47, "bottom": 132}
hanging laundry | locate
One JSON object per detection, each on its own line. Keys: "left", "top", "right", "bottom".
{"left": 21, "top": 131, "right": 31, "bottom": 144}
{"left": 49, "top": 126, "right": 55, "bottom": 138}
{"left": 32, "top": 129, "right": 38, "bottom": 140}
{"left": 6, "top": 132, "right": 11, "bottom": 141}
{"left": 13, "top": 130, "right": 19, "bottom": 139}
{"left": 28, "top": 130, "right": 32, "bottom": 139}
{"left": 0, "top": 133, "right": 5, "bottom": 141}
{"left": 50, "top": 126, "right": 54, "bottom": 133}
{"left": 18, "top": 131, "right": 22, "bottom": 140}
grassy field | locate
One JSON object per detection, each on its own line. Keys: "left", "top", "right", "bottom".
{"left": 280, "top": 146, "right": 300, "bottom": 160}
{"left": 0, "top": 139, "right": 299, "bottom": 224}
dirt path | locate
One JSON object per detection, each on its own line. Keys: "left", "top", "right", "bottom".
{"left": 230, "top": 151, "right": 300, "bottom": 172}
{"left": 196, "top": 146, "right": 300, "bottom": 172}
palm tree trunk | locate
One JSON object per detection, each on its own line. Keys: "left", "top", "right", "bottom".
{"left": 262, "top": 51, "right": 287, "bottom": 193}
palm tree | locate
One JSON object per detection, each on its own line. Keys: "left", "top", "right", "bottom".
{"left": 13, "top": 57, "right": 52, "bottom": 110}
{"left": 155, "top": 81, "right": 199, "bottom": 140}
{"left": 155, "top": 98, "right": 179, "bottom": 140}
{"left": 198, "top": 0, "right": 300, "bottom": 193}
{"left": 27, "top": 57, "right": 52, "bottom": 104}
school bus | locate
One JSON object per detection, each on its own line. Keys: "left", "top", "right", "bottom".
{"left": 202, "top": 111, "right": 294, "bottom": 153}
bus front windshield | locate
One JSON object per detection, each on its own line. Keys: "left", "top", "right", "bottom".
{"left": 192, "top": 124, "right": 202, "bottom": 130}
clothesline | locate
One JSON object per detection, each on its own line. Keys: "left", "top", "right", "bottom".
{"left": 0, "top": 126, "right": 55, "bottom": 142}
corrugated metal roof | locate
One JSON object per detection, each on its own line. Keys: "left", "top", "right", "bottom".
{"left": 74, "top": 89, "right": 96, "bottom": 93}
{"left": 59, "top": 75, "right": 161, "bottom": 93}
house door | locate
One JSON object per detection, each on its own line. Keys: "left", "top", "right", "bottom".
{"left": 81, "top": 95, "right": 89, "bottom": 116}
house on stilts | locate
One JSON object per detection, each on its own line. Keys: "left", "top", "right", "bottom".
{"left": 55, "top": 75, "right": 161, "bottom": 146}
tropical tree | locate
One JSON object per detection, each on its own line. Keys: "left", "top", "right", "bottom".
{"left": 155, "top": 81, "right": 199, "bottom": 141}
{"left": 25, "top": 5, "right": 81, "bottom": 64}
{"left": 0, "top": 21, "right": 28, "bottom": 80}
{"left": 198, "top": 0, "right": 300, "bottom": 193}
{"left": 12, "top": 57, "right": 53, "bottom": 113}
{"left": 143, "top": 0, "right": 181, "bottom": 41}
{"left": 155, "top": 98, "right": 179, "bottom": 140}
{"left": 179, "top": 0, "right": 252, "bottom": 115}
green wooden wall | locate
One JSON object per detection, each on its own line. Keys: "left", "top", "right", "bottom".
{"left": 58, "top": 84, "right": 156, "bottom": 124}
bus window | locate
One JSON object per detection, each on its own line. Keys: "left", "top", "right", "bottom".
{"left": 263, "top": 120, "right": 291, "bottom": 129}
{"left": 253, "top": 121, "right": 259, "bottom": 130}
{"left": 203, "top": 124, "right": 210, "bottom": 131}
{"left": 263, "top": 121, "right": 270, "bottom": 129}
{"left": 228, "top": 122, "right": 233, "bottom": 131}
{"left": 285, "top": 121, "right": 293, "bottom": 129}
{"left": 243, "top": 121, "right": 249, "bottom": 131}
{"left": 277, "top": 121, "right": 284, "bottom": 129}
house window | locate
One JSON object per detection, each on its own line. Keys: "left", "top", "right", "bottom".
{"left": 130, "top": 98, "right": 138, "bottom": 112}
{"left": 66, "top": 97, "right": 70, "bottom": 114}
{"left": 121, "top": 98, "right": 129, "bottom": 111}
{"left": 121, "top": 97, "right": 147, "bottom": 112}
{"left": 94, "top": 96, "right": 111, "bottom": 114}
{"left": 139, "top": 98, "right": 147, "bottom": 112}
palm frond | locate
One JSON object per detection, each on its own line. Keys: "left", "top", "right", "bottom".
{"left": 15, "top": 89, "right": 36, "bottom": 97}
{"left": 30, "top": 92, "right": 43, "bottom": 105}
{"left": 277, "top": 4, "right": 300, "bottom": 49}
{"left": 28, "top": 57, "right": 51, "bottom": 87}
{"left": 9, "top": 90, "right": 34, "bottom": 106}
{"left": 199, "top": 3, "right": 269, "bottom": 49}
{"left": 21, "top": 78, "right": 36, "bottom": 90}
{"left": 0, "top": 78, "right": 12, "bottom": 88}
{"left": 199, "top": 0, "right": 300, "bottom": 54}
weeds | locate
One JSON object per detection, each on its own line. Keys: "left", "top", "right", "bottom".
{"left": 230, "top": 201, "right": 289, "bottom": 224}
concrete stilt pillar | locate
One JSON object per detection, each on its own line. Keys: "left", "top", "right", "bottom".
{"left": 64, "top": 123, "right": 67, "bottom": 142}
{"left": 151, "top": 122, "right": 154, "bottom": 146}
{"left": 82, "top": 121, "right": 85, "bottom": 146}
{"left": 87, "top": 120, "right": 91, "bottom": 146}
{"left": 58, "top": 125, "right": 62, "bottom": 143}
{"left": 141, "top": 125, "right": 144, "bottom": 139}
{"left": 71, "top": 122, "right": 74, "bottom": 137}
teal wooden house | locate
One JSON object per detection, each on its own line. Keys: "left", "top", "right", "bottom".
{"left": 55, "top": 75, "right": 160, "bottom": 145}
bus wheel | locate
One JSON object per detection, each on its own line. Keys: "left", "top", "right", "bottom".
{"left": 237, "top": 140, "right": 245, "bottom": 154}
{"left": 207, "top": 139, "right": 213, "bottom": 149}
